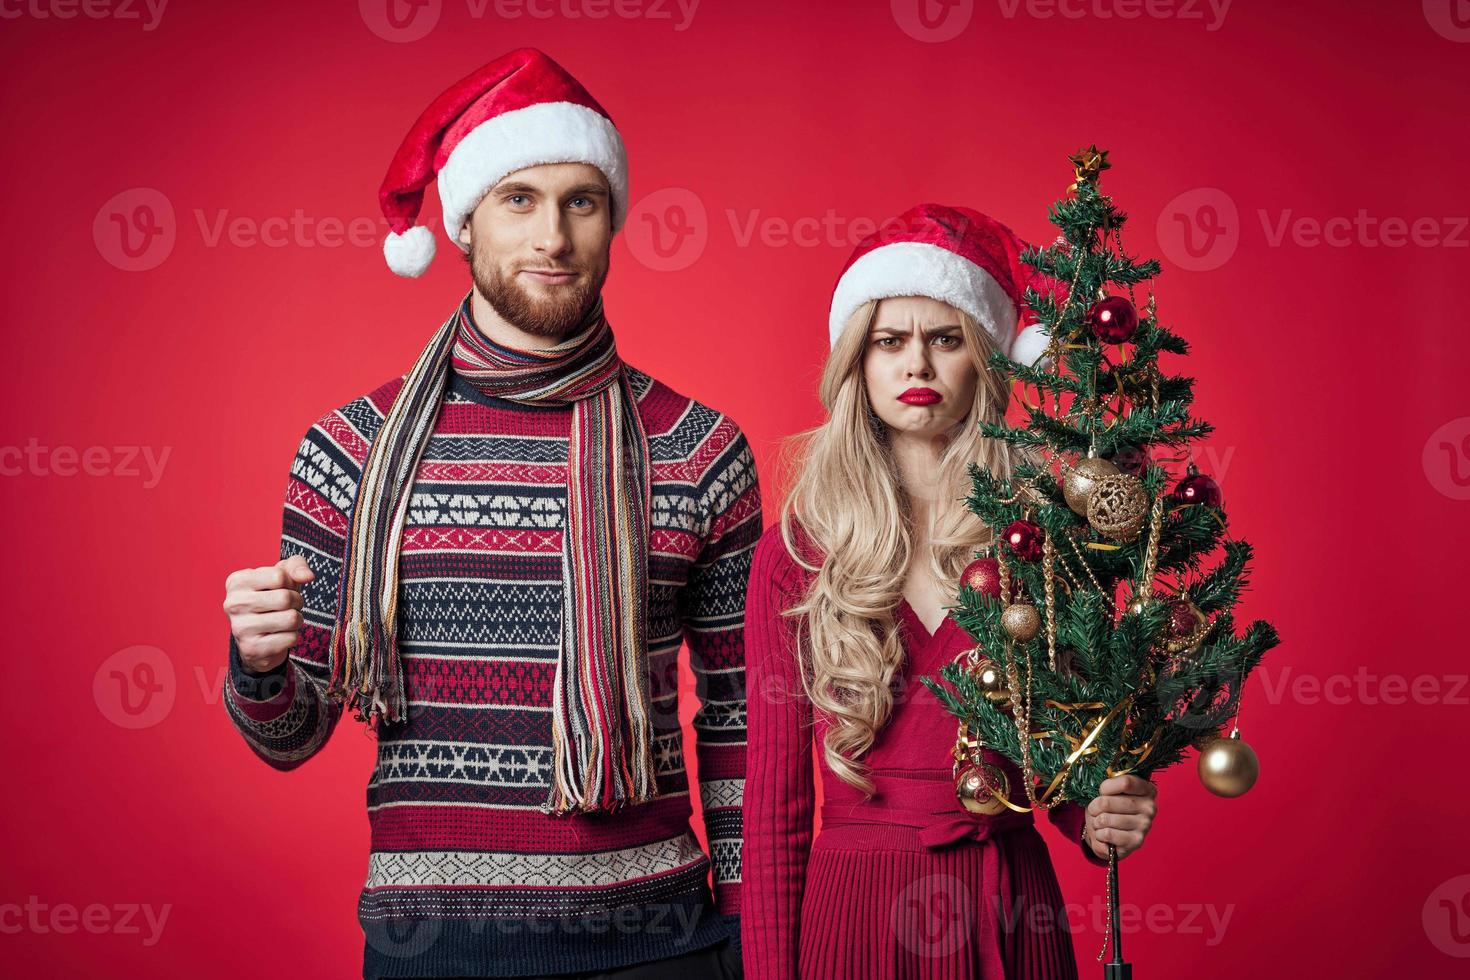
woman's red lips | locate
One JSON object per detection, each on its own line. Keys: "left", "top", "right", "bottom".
{"left": 899, "top": 388, "right": 942, "bottom": 406}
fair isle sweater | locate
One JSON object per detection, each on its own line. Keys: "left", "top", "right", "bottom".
{"left": 222, "top": 305, "right": 761, "bottom": 979}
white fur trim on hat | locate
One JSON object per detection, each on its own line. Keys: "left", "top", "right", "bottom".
{"left": 383, "top": 225, "right": 437, "bottom": 278}
{"left": 828, "top": 241, "right": 1017, "bottom": 352}
{"left": 1009, "top": 321, "right": 1053, "bottom": 368}
{"left": 437, "top": 101, "right": 629, "bottom": 248}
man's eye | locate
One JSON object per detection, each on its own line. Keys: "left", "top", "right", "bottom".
{"left": 569, "top": 197, "right": 593, "bottom": 209}
{"left": 508, "top": 195, "right": 530, "bottom": 207}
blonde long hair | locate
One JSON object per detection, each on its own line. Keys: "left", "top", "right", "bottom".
{"left": 778, "top": 299, "right": 1014, "bottom": 795}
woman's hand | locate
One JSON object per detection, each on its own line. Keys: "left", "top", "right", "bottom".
{"left": 1083, "top": 775, "right": 1158, "bottom": 861}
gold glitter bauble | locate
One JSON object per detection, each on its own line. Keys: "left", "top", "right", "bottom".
{"left": 1063, "top": 456, "right": 1121, "bottom": 515}
{"left": 1086, "top": 474, "right": 1149, "bottom": 542}
{"left": 955, "top": 763, "right": 1011, "bottom": 815}
{"left": 1001, "top": 603, "right": 1041, "bottom": 642}
{"left": 1198, "top": 734, "right": 1259, "bottom": 798}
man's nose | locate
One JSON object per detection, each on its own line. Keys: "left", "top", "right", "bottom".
{"left": 533, "top": 211, "right": 571, "bottom": 257}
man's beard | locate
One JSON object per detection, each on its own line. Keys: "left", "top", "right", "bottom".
{"left": 469, "top": 247, "right": 607, "bottom": 340}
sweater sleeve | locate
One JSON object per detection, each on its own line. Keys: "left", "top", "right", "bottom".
{"left": 677, "top": 424, "right": 763, "bottom": 920}
{"left": 1047, "top": 799, "right": 1110, "bottom": 868}
{"left": 739, "top": 527, "right": 816, "bottom": 980}
{"left": 222, "top": 411, "right": 362, "bottom": 770}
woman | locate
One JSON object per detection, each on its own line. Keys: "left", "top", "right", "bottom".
{"left": 741, "top": 204, "right": 1159, "bottom": 979}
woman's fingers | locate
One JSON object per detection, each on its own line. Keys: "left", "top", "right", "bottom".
{"left": 1091, "top": 812, "right": 1150, "bottom": 833}
{"left": 1090, "top": 825, "right": 1145, "bottom": 857}
{"left": 1099, "top": 774, "right": 1156, "bottom": 798}
{"left": 1087, "top": 793, "right": 1158, "bottom": 817}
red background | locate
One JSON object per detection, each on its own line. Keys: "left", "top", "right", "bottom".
{"left": 3, "top": 1, "right": 1468, "bottom": 977}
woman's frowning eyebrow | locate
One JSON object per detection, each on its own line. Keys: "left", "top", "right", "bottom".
{"left": 869, "top": 324, "right": 963, "bottom": 337}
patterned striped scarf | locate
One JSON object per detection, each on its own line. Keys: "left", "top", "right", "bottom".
{"left": 328, "top": 291, "right": 658, "bottom": 815}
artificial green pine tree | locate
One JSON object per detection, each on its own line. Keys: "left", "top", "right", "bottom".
{"left": 923, "top": 145, "right": 1281, "bottom": 827}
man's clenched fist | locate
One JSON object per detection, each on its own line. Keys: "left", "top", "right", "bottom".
{"left": 223, "top": 555, "right": 315, "bottom": 673}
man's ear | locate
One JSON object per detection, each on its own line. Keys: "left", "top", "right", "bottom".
{"left": 457, "top": 221, "right": 472, "bottom": 248}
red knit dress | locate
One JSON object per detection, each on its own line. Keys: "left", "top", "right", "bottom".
{"left": 741, "top": 523, "right": 1106, "bottom": 980}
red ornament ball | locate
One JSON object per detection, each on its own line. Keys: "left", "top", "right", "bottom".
{"left": 1166, "top": 599, "right": 1204, "bottom": 639}
{"left": 1172, "top": 467, "right": 1223, "bottom": 507}
{"left": 1002, "top": 520, "right": 1045, "bottom": 562}
{"left": 961, "top": 557, "right": 1003, "bottom": 599}
{"left": 1089, "top": 296, "right": 1139, "bottom": 344}
{"left": 1110, "top": 446, "right": 1152, "bottom": 477}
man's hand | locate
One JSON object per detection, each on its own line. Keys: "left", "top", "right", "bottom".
{"left": 1083, "top": 775, "right": 1158, "bottom": 861}
{"left": 223, "top": 555, "right": 315, "bottom": 673}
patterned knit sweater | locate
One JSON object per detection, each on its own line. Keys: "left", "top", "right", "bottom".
{"left": 222, "top": 305, "right": 762, "bottom": 979}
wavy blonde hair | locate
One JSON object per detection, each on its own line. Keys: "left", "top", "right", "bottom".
{"left": 778, "top": 298, "right": 1014, "bottom": 795}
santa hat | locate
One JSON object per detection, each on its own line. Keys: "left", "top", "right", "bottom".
{"left": 828, "top": 203, "right": 1066, "bottom": 366}
{"left": 378, "top": 48, "right": 629, "bottom": 278}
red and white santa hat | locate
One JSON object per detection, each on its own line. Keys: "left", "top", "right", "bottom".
{"left": 828, "top": 203, "right": 1064, "bottom": 366}
{"left": 378, "top": 48, "right": 629, "bottom": 278}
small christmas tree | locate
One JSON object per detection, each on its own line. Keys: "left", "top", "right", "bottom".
{"left": 922, "top": 149, "right": 1281, "bottom": 972}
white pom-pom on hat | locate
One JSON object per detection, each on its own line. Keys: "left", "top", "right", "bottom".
{"left": 383, "top": 226, "right": 436, "bottom": 278}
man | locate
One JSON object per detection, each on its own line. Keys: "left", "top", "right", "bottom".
{"left": 221, "top": 48, "right": 758, "bottom": 980}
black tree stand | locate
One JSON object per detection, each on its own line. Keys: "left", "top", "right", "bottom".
{"left": 1103, "top": 843, "right": 1132, "bottom": 979}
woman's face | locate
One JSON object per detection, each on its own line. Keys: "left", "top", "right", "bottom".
{"left": 861, "top": 296, "right": 980, "bottom": 440}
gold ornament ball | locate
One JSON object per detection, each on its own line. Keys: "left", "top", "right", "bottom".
{"left": 955, "top": 763, "right": 1010, "bottom": 815}
{"left": 1001, "top": 603, "right": 1041, "bottom": 642}
{"left": 1086, "top": 473, "right": 1149, "bottom": 542}
{"left": 1198, "top": 735, "right": 1259, "bottom": 797}
{"left": 1063, "top": 456, "right": 1120, "bottom": 515}
{"left": 977, "top": 663, "right": 1011, "bottom": 702}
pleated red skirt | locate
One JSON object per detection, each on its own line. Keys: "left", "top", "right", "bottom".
{"left": 796, "top": 822, "right": 1079, "bottom": 979}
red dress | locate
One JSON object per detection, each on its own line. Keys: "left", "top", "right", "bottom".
{"left": 741, "top": 524, "right": 1106, "bottom": 980}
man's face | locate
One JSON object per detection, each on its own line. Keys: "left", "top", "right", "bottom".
{"left": 457, "top": 162, "right": 613, "bottom": 339}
